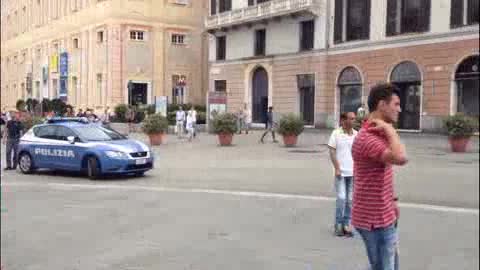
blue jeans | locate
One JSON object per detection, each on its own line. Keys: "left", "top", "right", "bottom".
{"left": 335, "top": 176, "right": 353, "bottom": 226}
{"left": 356, "top": 224, "right": 399, "bottom": 270}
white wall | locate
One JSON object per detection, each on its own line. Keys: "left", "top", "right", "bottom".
{"left": 232, "top": 0, "right": 249, "bottom": 10}
{"left": 431, "top": 0, "right": 451, "bottom": 33}
{"left": 267, "top": 18, "right": 300, "bottom": 55}
{"left": 226, "top": 30, "right": 254, "bottom": 59}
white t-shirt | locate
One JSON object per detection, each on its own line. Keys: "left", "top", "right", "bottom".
{"left": 327, "top": 128, "right": 358, "bottom": 177}
{"left": 176, "top": 111, "right": 185, "bottom": 122}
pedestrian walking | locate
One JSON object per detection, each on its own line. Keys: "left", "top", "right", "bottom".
{"left": 186, "top": 110, "right": 195, "bottom": 142}
{"left": 126, "top": 106, "right": 135, "bottom": 133}
{"left": 244, "top": 103, "right": 251, "bottom": 134}
{"left": 101, "top": 106, "right": 111, "bottom": 128}
{"left": 3, "top": 112, "right": 24, "bottom": 171}
{"left": 260, "top": 106, "right": 278, "bottom": 143}
{"left": 357, "top": 102, "right": 367, "bottom": 119}
{"left": 352, "top": 83, "right": 408, "bottom": 270}
{"left": 328, "top": 112, "right": 357, "bottom": 237}
{"left": 236, "top": 106, "right": 247, "bottom": 134}
{"left": 188, "top": 106, "right": 198, "bottom": 138}
{"left": 175, "top": 106, "right": 186, "bottom": 139}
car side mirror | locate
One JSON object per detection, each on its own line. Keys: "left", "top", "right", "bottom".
{"left": 67, "top": 136, "right": 75, "bottom": 144}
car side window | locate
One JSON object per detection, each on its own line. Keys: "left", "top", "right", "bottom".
{"left": 34, "top": 126, "right": 57, "bottom": 140}
{"left": 55, "top": 126, "right": 77, "bottom": 141}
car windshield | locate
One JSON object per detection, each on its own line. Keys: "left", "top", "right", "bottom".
{"left": 75, "top": 126, "right": 126, "bottom": 142}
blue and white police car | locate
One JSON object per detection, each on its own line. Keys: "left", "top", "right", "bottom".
{"left": 17, "top": 118, "right": 154, "bottom": 179}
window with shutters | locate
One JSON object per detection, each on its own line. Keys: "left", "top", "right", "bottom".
{"left": 334, "top": 0, "right": 370, "bottom": 44}
{"left": 211, "top": 0, "right": 217, "bottom": 15}
{"left": 214, "top": 80, "right": 227, "bottom": 92}
{"left": 130, "top": 30, "right": 145, "bottom": 41}
{"left": 254, "top": 29, "right": 266, "bottom": 56}
{"left": 219, "top": 0, "right": 232, "bottom": 13}
{"left": 216, "top": 36, "right": 226, "bottom": 61}
{"left": 300, "top": 20, "right": 315, "bottom": 51}
{"left": 172, "top": 34, "right": 186, "bottom": 45}
{"left": 386, "top": 0, "right": 431, "bottom": 36}
{"left": 451, "top": 0, "right": 479, "bottom": 28}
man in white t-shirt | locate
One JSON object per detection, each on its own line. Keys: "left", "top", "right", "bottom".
{"left": 328, "top": 112, "right": 358, "bottom": 237}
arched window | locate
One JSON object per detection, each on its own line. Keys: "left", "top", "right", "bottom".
{"left": 455, "top": 55, "right": 479, "bottom": 116}
{"left": 252, "top": 67, "right": 268, "bottom": 123}
{"left": 390, "top": 61, "right": 421, "bottom": 130}
{"left": 338, "top": 67, "right": 362, "bottom": 114}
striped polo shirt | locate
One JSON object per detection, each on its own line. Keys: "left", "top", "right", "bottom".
{"left": 351, "top": 121, "right": 397, "bottom": 230}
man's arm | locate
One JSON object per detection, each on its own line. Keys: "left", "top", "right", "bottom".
{"left": 328, "top": 147, "right": 341, "bottom": 176}
{"left": 369, "top": 119, "right": 408, "bottom": 166}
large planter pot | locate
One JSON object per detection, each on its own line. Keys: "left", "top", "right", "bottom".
{"left": 282, "top": 134, "right": 298, "bottom": 147}
{"left": 217, "top": 133, "right": 233, "bottom": 146}
{"left": 148, "top": 132, "right": 165, "bottom": 145}
{"left": 448, "top": 136, "right": 471, "bottom": 152}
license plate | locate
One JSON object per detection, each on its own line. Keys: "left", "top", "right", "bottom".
{"left": 135, "top": 159, "right": 147, "bottom": 165}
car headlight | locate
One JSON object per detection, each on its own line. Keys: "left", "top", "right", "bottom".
{"left": 105, "top": 151, "right": 129, "bottom": 159}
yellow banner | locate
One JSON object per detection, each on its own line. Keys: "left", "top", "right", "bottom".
{"left": 50, "top": 54, "right": 58, "bottom": 73}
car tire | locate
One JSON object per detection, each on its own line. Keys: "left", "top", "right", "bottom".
{"left": 87, "top": 157, "right": 101, "bottom": 180}
{"left": 19, "top": 152, "right": 35, "bottom": 174}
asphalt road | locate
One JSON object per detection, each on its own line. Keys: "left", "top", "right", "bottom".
{"left": 1, "top": 131, "right": 479, "bottom": 270}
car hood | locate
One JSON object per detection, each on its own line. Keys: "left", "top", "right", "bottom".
{"left": 88, "top": 139, "right": 150, "bottom": 154}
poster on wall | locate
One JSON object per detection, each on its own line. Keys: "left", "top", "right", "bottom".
{"left": 50, "top": 54, "right": 58, "bottom": 73}
{"left": 59, "top": 52, "right": 68, "bottom": 77}
{"left": 155, "top": 96, "right": 168, "bottom": 117}
{"left": 207, "top": 91, "right": 227, "bottom": 133}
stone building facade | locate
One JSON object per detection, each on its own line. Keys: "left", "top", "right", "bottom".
{"left": 1, "top": 0, "right": 209, "bottom": 112}
{"left": 207, "top": 0, "right": 479, "bottom": 131}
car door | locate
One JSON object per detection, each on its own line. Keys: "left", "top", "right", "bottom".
{"left": 31, "top": 125, "right": 58, "bottom": 168}
{"left": 51, "top": 126, "right": 86, "bottom": 171}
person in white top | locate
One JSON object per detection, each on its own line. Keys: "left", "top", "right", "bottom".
{"left": 186, "top": 110, "right": 196, "bottom": 142}
{"left": 188, "top": 106, "right": 197, "bottom": 138}
{"left": 328, "top": 112, "right": 358, "bottom": 237}
{"left": 175, "top": 106, "right": 186, "bottom": 139}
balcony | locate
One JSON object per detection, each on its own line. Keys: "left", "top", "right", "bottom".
{"left": 206, "top": 0, "right": 321, "bottom": 31}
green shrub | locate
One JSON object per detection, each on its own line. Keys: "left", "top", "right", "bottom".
{"left": 277, "top": 113, "right": 305, "bottom": 136}
{"left": 197, "top": 112, "right": 206, "bottom": 124}
{"left": 16, "top": 99, "right": 26, "bottom": 112}
{"left": 22, "top": 116, "right": 44, "bottom": 131}
{"left": 443, "top": 114, "right": 476, "bottom": 138}
{"left": 212, "top": 113, "right": 238, "bottom": 134}
{"left": 114, "top": 104, "right": 129, "bottom": 123}
{"left": 167, "top": 112, "right": 177, "bottom": 125}
{"left": 135, "top": 111, "right": 146, "bottom": 123}
{"left": 142, "top": 114, "right": 169, "bottom": 134}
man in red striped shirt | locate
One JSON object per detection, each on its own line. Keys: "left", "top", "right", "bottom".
{"left": 352, "top": 83, "right": 408, "bottom": 270}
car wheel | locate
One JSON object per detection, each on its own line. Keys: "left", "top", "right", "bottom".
{"left": 19, "top": 153, "right": 34, "bottom": 174}
{"left": 87, "top": 157, "right": 101, "bottom": 180}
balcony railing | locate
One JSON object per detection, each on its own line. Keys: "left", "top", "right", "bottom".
{"left": 206, "top": 0, "right": 320, "bottom": 30}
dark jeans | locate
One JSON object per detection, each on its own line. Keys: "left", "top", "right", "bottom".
{"left": 260, "top": 123, "right": 276, "bottom": 142}
{"left": 6, "top": 139, "right": 20, "bottom": 169}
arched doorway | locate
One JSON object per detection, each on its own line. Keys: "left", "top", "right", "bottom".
{"left": 338, "top": 67, "right": 362, "bottom": 114}
{"left": 252, "top": 67, "right": 269, "bottom": 123}
{"left": 390, "top": 61, "right": 422, "bottom": 130}
{"left": 455, "top": 55, "right": 479, "bottom": 116}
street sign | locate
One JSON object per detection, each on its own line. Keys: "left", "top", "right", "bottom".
{"left": 155, "top": 96, "right": 168, "bottom": 117}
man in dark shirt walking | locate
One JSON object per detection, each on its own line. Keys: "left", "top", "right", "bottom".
{"left": 260, "top": 106, "right": 278, "bottom": 143}
{"left": 3, "top": 112, "right": 24, "bottom": 170}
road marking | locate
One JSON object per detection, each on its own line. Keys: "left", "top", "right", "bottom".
{"left": 2, "top": 181, "right": 479, "bottom": 215}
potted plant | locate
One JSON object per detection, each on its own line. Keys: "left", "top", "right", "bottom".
{"left": 142, "top": 113, "right": 169, "bottom": 145}
{"left": 443, "top": 114, "right": 476, "bottom": 152}
{"left": 277, "top": 113, "right": 305, "bottom": 147}
{"left": 212, "top": 113, "right": 238, "bottom": 146}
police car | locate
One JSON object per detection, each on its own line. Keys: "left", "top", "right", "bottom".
{"left": 17, "top": 117, "right": 154, "bottom": 179}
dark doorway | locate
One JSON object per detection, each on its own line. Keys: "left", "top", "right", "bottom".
{"left": 391, "top": 61, "right": 422, "bottom": 130}
{"left": 129, "top": 83, "right": 148, "bottom": 106}
{"left": 252, "top": 67, "right": 269, "bottom": 123}
{"left": 297, "top": 74, "right": 315, "bottom": 125}
{"left": 394, "top": 82, "right": 421, "bottom": 130}
{"left": 455, "top": 55, "right": 479, "bottom": 116}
